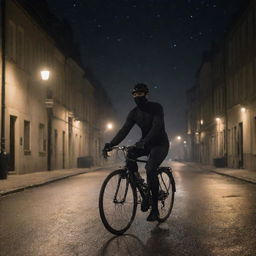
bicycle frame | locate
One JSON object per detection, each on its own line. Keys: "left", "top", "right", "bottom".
{"left": 108, "top": 146, "right": 175, "bottom": 204}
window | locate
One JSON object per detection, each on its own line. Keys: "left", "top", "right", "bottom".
{"left": 248, "top": 62, "right": 254, "bottom": 96}
{"left": 39, "top": 124, "right": 46, "bottom": 153}
{"left": 248, "top": 12, "right": 253, "bottom": 45}
{"left": 16, "top": 26, "right": 25, "bottom": 68}
{"left": 24, "top": 120, "right": 30, "bottom": 153}
{"left": 8, "top": 20, "right": 16, "bottom": 61}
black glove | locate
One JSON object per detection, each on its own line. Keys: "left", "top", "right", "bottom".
{"left": 103, "top": 143, "right": 113, "bottom": 151}
{"left": 102, "top": 143, "right": 113, "bottom": 159}
{"left": 135, "top": 141, "right": 145, "bottom": 150}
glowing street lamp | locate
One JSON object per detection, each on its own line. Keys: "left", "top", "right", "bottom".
{"left": 40, "top": 70, "right": 50, "bottom": 81}
{"left": 177, "top": 136, "right": 182, "bottom": 140}
{"left": 106, "top": 123, "right": 113, "bottom": 130}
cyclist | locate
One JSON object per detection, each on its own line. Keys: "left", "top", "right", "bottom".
{"left": 103, "top": 83, "right": 169, "bottom": 222}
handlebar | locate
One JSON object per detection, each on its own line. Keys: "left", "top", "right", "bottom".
{"left": 103, "top": 145, "right": 148, "bottom": 163}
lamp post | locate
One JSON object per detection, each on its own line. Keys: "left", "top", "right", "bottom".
{"left": 40, "top": 69, "right": 52, "bottom": 171}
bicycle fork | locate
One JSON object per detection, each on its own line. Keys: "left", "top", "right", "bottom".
{"left": 113, "top": 173, "right": 129, "bottom": 204}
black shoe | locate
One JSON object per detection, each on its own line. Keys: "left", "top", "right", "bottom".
{"left": 146, "top": 210, "right": 159, "bottom": 222}
{"left": 141, "top": 199, "right": 150, "bottom": 212}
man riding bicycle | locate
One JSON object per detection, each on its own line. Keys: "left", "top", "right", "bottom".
{"left": 103, "top": 83, "right": 169, "bottom": 222}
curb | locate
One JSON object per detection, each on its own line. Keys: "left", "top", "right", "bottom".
{"left": 0, "top": 166, "right": 106, "bottom": 197}
{"left": 210, "top": 170, "right": 256, "bottom": 185}
{"left": 185, "top": 162, "right": 256, "bottom": 185}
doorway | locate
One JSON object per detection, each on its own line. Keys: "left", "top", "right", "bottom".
{"left": 238, "top": 122, "right": 244, "bottom": 168}
{"left": 9, "top": 115, "right": 17, "bottom": 172}
{"left": 62, "top": 131, "right": 65, "bottom": 169}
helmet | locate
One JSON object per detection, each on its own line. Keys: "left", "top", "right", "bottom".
{"left": 132, "top": 83, "right": 149, "bottom": 95}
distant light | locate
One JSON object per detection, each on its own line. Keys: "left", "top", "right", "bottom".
{"left": 40, "top": 70, "right": 50, "bottom": 81}
{"left": 216, "top": 117, "right": 220, "bottom": 122}
{"left": 200, "top": 120, "right": 204, "bottom": 125}
{"left": 184, "top": 141, "right": 187, "bottom": 144}
{"left": 177, "top": 136, "right": 182, "bottom": 140}
{"left": 107, "top": 123, "right": 113, "bottom": 130}
{"left": 241, "top": 107, "right": 246, "bottom": 113}
{"left": 195, "top": 132, "right": 199, "bottom": 135}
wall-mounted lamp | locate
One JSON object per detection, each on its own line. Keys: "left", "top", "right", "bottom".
{"left": 40, "top": 70, "right": 50, "bottom": 81}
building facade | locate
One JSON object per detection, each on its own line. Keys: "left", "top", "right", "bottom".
{"left": 187, "top": 0, "right": 256, "bottom": 171}
{"left": 0, "top": 0, "right": 114, "bottom": 174}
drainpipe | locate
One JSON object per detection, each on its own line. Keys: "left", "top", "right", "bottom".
{"left": 0, "top": 0, "right": 9, "bottom": 179}
{"left": 1, "top": 0, "right": 6, "bottom": 153}
{"left": 46, "top": 88, "right": 53, "bottom": 171}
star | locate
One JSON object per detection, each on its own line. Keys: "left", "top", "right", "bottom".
{"left": 170, "top": 41, "right": 177, "bottom": 48}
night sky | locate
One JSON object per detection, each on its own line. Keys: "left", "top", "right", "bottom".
{"left": 47, "top": 0, "right": 242, "bottom": 143}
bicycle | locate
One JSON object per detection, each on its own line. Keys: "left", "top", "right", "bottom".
{"left": 99, "top": 146, "right": 176, "bottom": 235}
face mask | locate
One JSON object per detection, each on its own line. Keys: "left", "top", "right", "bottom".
{"left": 134, "top": 96, "right": 147, "bottom": 107}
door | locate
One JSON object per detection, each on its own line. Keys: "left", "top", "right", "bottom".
{"left": 62, "top": 131, "right": 65, "bottom": 169}
{"left": 54, "top": 129, "right": 58, "bottom": 169}
{"left": 238, "top": 122, "right": 244, "bottom": 168}
{"left": 9, "top": 115, "right": 17, "bottom": 172}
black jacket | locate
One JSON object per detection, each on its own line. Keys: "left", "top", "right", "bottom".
{"left": 110, "top": 101, "right": 169, "bottom": 147}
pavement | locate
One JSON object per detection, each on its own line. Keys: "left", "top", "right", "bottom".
{"left": 0, "top": 161, "right": 255, "bottom": 197}
{"left": 186, "top": 162, "right": 256, "bottom": 184}
{"left": 0, "top": 165, "right": 112, "bottom": 197}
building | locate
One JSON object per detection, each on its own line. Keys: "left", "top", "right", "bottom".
{"left": 0, "top": 0, "right": 114, "bottom": 174}
{"left": 187, "top": 0, "right": 256, "bottom": 171}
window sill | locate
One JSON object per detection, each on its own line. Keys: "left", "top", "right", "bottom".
{"left": 39, "top": 152, "right": 46, "bottom": 157}
{"left": 24, "top": 150, "right": 31, "bottom": 155}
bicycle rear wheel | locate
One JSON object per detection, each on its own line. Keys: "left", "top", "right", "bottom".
{"left": 99, "top": 169, "right": 137, "bottom": 235}
{"left": 157, "top": 168, "right": 175, "bottom": 222}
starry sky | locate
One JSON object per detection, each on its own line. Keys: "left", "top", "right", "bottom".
{"left": 47, "top": 0, "right": 242, "bottom": 143}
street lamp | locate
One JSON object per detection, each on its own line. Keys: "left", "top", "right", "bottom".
{"left": 177, "top": 136, "right": 182, "bottom": 140}
{"left": 106, "top": 123, "right": 113, "bottom": 130}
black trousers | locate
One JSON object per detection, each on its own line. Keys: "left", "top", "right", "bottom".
{"left": 126, "top": 142, "right": 169, "bottom": 212}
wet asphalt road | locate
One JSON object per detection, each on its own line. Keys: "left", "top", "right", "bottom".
{"left": 0, "top": 162, "right": 255, "bottom": 256}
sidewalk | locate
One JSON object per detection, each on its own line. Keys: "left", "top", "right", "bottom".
{"left": 186, "top": 162, "right": 256, "bottom": 184}
{"left": 0, "top": 165, "right": 109, "bottom": 197}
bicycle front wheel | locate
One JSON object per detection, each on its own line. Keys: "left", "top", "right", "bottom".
{"left": 99, "top": 169, "right": 137, "bottom": 235}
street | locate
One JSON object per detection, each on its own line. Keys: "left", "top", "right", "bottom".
{"left": 0, "top": 162, "right": 255, "bottom": 256}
